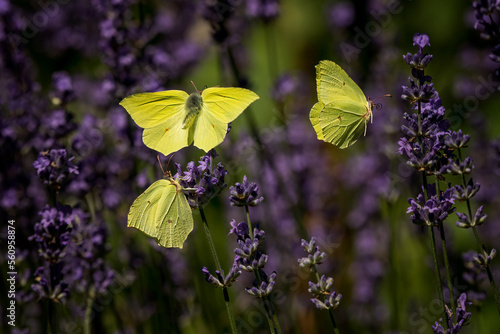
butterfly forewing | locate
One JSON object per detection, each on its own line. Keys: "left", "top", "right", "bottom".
{"left": 201, "top": 87, "right": 260, "bottom": 123}
{"left": 120, "top": 91, "right": 189, "bottom": 128}
{"left": 127, "top": 179, "right": 170, "bottom": 238}
{"left": 316, "top": 60, "right": 367, "bottom": 106}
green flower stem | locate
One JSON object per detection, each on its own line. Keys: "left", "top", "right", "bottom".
{"left": 417, "top": 100, "right": 448, "bottom": 329}
{"left": 437, "top": 222, "right": 456, "bottom": 313}
{"left": 428, "top": 225, "right": 447, "bottom": 329}
{"left": 328, "top": 309, "right": 340, "bottom": 334}
{"left": 199, "top": 206, "right": 238, "bottom": 334}
{"left": 435, "top": 175, "right": 456, "bottom": 313}
{"left": 456, "top": 149, "right": 500, "bottom": 315}
{"left": 244, "top": 205, "right": 282, "bottom": 334}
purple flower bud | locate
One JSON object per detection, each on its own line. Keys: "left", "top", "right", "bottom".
{"left": 202, "top": 267, "right": 223, "bottom": 287}
{"left": 453, "top": 179, "right": 480, "bottom": 201}
{"left": 174, "top": 151, "right": 227, "bottom": 208}
{"left": 229, "top": 175, "right": 264, "bottom": 207}
{"left": 33, "top": 149, "right": 79, "bottom": 191}
{"left": 413, "top": 33, "right": 430, "bottom": 49}
{"left": 444, "top": 130, "right": 470, "bottom": 149}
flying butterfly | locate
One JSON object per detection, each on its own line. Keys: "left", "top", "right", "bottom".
{"left": 310, "top": 60, "right": 389, "bottom": 148}
{"left": 120, "top": 83, "right": 259, "bottom": 156}
{"left": 127, "top": 158, "right": 193, "bottom": 249}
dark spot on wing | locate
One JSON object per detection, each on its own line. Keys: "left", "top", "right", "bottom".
{"left": 342, "top": 82, "right": 345, "bottom": 86}
{"left": 168, "top": 219, "right": 173, "bottom": 224}
{"left": 165, "top": 128, "right": 169, "bottom": 132}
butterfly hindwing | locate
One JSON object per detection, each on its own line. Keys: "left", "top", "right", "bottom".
{"left": 319, "top": 100, "right": 368, "bottom": 149}
{"left": 310, "top": 101, "right": 325, "bottom": 140}
{"left": 193, "top": 107, "right": 227, "bottom": 152}
{"left": 127, "top": 179, "right": 170, "bottom": 238}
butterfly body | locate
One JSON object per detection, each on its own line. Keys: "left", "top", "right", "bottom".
{"left": 183, "top": 92, "right": 203, "bottom": 129}
{"left": 310, "top": 60, "right": 374, "bottom": 148}
{"left": 120, "top": 86, "right": 259, "bottom": 156}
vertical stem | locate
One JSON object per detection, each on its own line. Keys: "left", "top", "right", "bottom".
{"left": 245, "top": 205, "right": 254, "bottom": 240}
{"left": 438, "top": 222, "right": 456, "bottom": 313}
{"left": 328, "top": 309, "right": 340, "bottom": 334}
{"left": 457, "top": 149, "right": 500, "bottom": 315}
{"left": 429, "top": 226, "right": 448, "bottom": 329}
{"left": 434, "top": 176, "right": 456, "bottom": 313}
{"left": 199, "top": 206, "right": 238, "bottom": 334}
{"left": 417, "top": 99, "right": 448, "bottom": 328}
{"left": 472, "top": 227, "right": 500, "bottom": 316}
{"left": 244, "top": 205, "right": 282, "bottom": 334}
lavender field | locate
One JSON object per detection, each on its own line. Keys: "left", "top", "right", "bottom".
{"left": 2, "top": 0, "right": 500, "bottom": 333}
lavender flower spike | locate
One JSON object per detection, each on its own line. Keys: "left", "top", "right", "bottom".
{"left": 229, "top": 175, "right": 264, "bottom": 207}
{"left": 33, "top": 149, "right": 79, "bottom": 190}
{"left": 432, "top": 293, "right": 472, "bottom": 334}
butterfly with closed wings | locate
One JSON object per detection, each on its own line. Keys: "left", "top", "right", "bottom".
{"left": 127, "top": 159, "right": 194, "bottom": 249}
{"left": 310, "top": 60, "right": 390, "bottom": 148}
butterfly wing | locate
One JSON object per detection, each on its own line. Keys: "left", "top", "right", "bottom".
{"left": 119, "top": 90, "right": 194, "bottom": 156}
{"left": 127, "top": 179, "right": 169, "bottom": 238}
{"left": 128, "top": 179, "right": 194, "bottom": 249}
{"left": 155, "top": 181, "right": 193, "bottom": 249}
{"left": 312, "top": 60, "right": 372, "bottom": 148}
{"left": 310, "top": 101, "right": 325, "bottom": 140}
{"left": 193, "top": 87, "right": 259, "bottom": 152}
{"left": 316, "top": 60, "right": 367, "bottom": 106}
{"left": 319, "top": 99, "right": 369, "bottom": 149}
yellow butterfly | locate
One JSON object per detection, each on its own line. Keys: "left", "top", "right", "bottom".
{"left": 310, "top": 60, "right": 389, "bottom": 148}
{"left": 120, "top": 84, "right": 259, "bottom": 156}
{"left": 127, "top": 168, "right": 193, "bottom": 249}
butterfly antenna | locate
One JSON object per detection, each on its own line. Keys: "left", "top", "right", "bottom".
{"left": 157, "top": 155, "right": 166, "bottom": 175}
{"left": 166, "top": 154, "right": 175, "bottom": 170}
{"left": 372, "top": 94, "right": 392, "bottom": 102}
{"left": 190, "top": 81, "right": 199, "bottom": 93}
